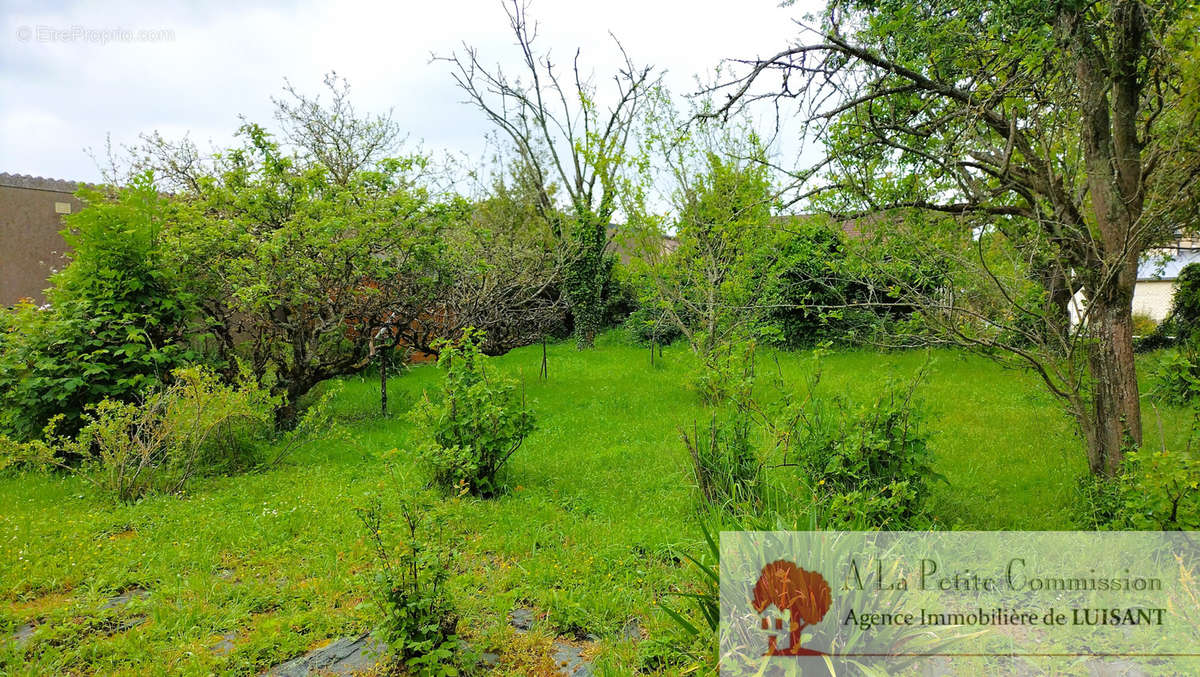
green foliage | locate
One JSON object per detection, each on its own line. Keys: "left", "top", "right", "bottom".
{"left": 76, "top": 365, "right": 275, "bottom": 503}
{"left": 688, "top": 339, "right": 756, "bottom": 407}
{"left": 658, "top": 522, "right": 719, "bottom": 669}
{"left": 1076, "top": 434, "right": 1199, "bottom": 532}
{"left": 357, "top": 494, "right": 460, "bottom": 676}
{"left": 563, "top": 214, "right": 615, "bottom": 349}
{"left": 158, "top": 121, "right": 452, "bottom": 423}
{"left": 1163, "top": 263, "right": 1200, "bottom": 343}
{"left": 632, "top": 133, "right": 777, "bottom": 361}
{"left": 755, "top": 218, "right": 895, "bottom": 347}
{"left": 680, "top": 414, "right": 761, "bottom": 510}
{"left": 601, "top": 264, "right": 639, "bottom": 330}
{"left": 781, "top": 367, "right": 942, "bottom": 529}
{"left": 1131, "top": 312, "right": 1159, "bottom": 337}
{"left": 0, "top": 174, "right": 199, "bottom": 443}
{"left": 1116, "top": 444, "right": 1200, "bottom": 530}
{"left": 409, "top": 328, "right": 535, "bottom": 497}
{"left": 1149, "top": 340, "right": 1200, "bottom": 405}
{"left": 623, "top": 304, "right": 683, "bottom": 348}
{"left": 0, "top": 434, "right": 57, "bottom": 475}
{"left": 1077, "top": 388, "right": 1200, "bottom": 531}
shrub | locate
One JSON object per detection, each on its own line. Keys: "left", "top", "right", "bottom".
{"left": 754, "top": 218, "right": 932, "bottom": 349}
{"left": 78, "top": 365, "right": 275, "bottom": 503}
{"left": 410, "top": 328, "right": 535, "bottom": 497}
{"left": 755, "top": 220, "right": 854, "bottom": 347}
{"left": 0, "top": 434, "right": 57, "bottom": 475}
{"left": 0, "top": 175, "right": 200, "bottom": 444}
{"left": 1166, "top": 263, "right": 1200, "bottom": 342}
{"left": 357, "top": 495, "right": 460, "bottom": 675}
{"left": 781, "top": 370, "right": 941, "bottom": 529}
{"left": 1142, "top": 263, "right": 1200, "bottom": 350}
{"left": 1117, "top": 444, "right": 1200, "bottom": 530}
{"left": 1148, "top": 340, "right": 1200, "bottom": 405}
{"left": 689, "top": 339, "right": 756, "bottom": 407}
{"left": 1076, "top": 418, "right": 1199, "bottom": 531}
{"left": 1132, "top": 312, "right": 1159, "bottom": 337}
{"left": 623, "top": 304, "right": 683, "bottom": 348}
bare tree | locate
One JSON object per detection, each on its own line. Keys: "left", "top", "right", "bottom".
{"left": 273, "top": 72, "right": 403, "bottom": 188}
{"left": 401, "top": 167, "right": 568, "bottom": 357}
{"left": 439, "top": 0, "right": 659, "bottom": 347}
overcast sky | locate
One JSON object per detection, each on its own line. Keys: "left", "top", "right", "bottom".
{"left": 1, "top": 0, "right": 822, "bottom": 186}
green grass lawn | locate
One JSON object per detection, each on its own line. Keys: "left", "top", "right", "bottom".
{"left": 0, "top": 332, "right": 1189, "bottom": 675}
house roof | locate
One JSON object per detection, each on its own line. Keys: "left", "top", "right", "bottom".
{"left": 0, "top": 172, "right": 94, "bottom": 194}
{"left": 1138, "top": 247, "right": 1200, "bottom": 281}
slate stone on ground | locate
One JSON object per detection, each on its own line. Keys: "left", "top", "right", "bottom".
{"left": 506, "top": 606, "right": 594, "bottom": 676}
{"left": 478, "top": 651, "right": 501, "bottom": 670}
{"left": 7, "top": 622, "right": 36, "bottom": 648}
{"left": 508, "top": 608, "right": 535, "bottom": 632}
{"left": 621, "top": 618, "right": 643, "bottom": 642}
{"left": 101, "top": 587, "right": 149, "bottom": 610}
{"left": 551, "top": 641, "right": 593, "bottom": 677}
{"left": 1086, "top": 658, "right": 1150, "bottom": 677}
{"left": 211, "top": 631, "right": 237, "bottom": 655}
{"left": 108, "top": 615, "right": 148, "bottom": 634}
{"left": 93, "top": 587, "right": 150, "bottom": 635}
{"left": 266, "top": 633, "right": 388, "bottom": 676}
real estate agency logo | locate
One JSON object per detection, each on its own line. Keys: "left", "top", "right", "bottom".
{"left": 752, "top": 559, "right": 833, "bottom": 656}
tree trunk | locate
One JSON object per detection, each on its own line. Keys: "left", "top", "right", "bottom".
{"left": 1084, "top": 294, "right": 1142, "bottom": 476}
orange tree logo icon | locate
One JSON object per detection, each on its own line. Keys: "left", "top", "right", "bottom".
{"left": 751, "top": 559, "right": 833, "bottom": 656}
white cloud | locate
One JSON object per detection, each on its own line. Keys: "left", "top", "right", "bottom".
{"left": 1, "top": 0, "right": 821, "bottom": 183}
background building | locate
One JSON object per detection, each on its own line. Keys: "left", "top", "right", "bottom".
{"left": 1134, "top": 240, "right": 1200, "bottom": 321}
{"left": 0, "top": 173, "right": 85, "bottom": 306}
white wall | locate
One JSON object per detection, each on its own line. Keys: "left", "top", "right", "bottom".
{"left": 1068, "top": 280, "right": 1176, "bottom": 327}
{"left": 1132, "top": 280, "right": 1176, "bottom": 322}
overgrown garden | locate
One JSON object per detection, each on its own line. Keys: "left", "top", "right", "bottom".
{"left": 2, "top": 0, "right": 1199, "bottom": 674}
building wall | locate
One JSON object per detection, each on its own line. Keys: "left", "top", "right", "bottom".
{"left": 0, "top": 175, "right": 83, "bottom": 306}
{"left": 1132, "top": 280, "right": 1176, "bottom": 322}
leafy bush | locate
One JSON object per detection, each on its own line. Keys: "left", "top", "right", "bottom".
{"left": 623, "top": 304, "right": 683, "bottom": 348}
{"left": 754, "top": 217, "right": 934, "bottom": 349}
{"left": 1141, "top": 263, "right": 1200, "bottom": 351}
{"left": 1166, "top": 263, "right": 1200, "bottom": 342}
{"left": 410, "top": 328, "right": 535, "bottom": 497}
{"left": 1117, "top": 445, "right": 1200, "bottom": 530}
{"left": 1075, "top": 418, "right": 1199, "bottom": 531}
{"left": 0, "top": 434, "right": 57, "bottom": 475}
{"left": 755, "top": 220, "right": 857, "bottom": 347}
{"left": 689, "top": 339, "right": 756, "bottom": 407}
{"left": 780, "top": 370, "right": 941, "bottom": 529}
{"left": 77, "top": 365, "right": 275, "bottom": 502}
{"left": 0, "top": 175, "right": 200, "bottom": 443}
{"left": 1132, "top": 312, "right": 1159, "bottom": 337}
{"left": 358, "top": 495, "right": 461, "bottom": 675}
{"left": 1148, "top": 340, "right": 1200, "bottom": 405}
